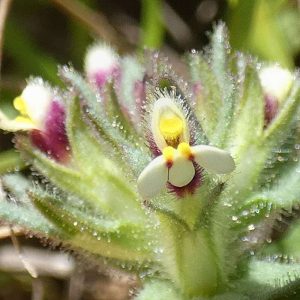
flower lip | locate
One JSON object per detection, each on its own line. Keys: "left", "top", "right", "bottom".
{"left": 137, "top": 142, "right": 235, "bottom": 198}
{"left": 168, "top": 153, "right": 195, "bottom": 187}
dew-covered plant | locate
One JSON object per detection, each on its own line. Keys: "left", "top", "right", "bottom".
{"left": 1, "top": 24, "right": 300, "bottom": 299}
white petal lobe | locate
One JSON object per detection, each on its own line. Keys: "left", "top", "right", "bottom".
{"left": 193, "top": 145, "right": 235, "bottom": 174}
{"left": 22, "top": 83, "right": 52, "bottom": 128}
{"left": 137, "top": 156, "right": 168, "bottom": 198}
{"left": 168, "top": 155, "right": 195, "bottom": 187}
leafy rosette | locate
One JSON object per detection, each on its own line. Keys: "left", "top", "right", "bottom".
{"left": 0, "top": 24, "right": 300, "bottom": 300}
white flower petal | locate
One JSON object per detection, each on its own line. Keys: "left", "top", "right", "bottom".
{"left": 259, "top": 65, "right": 293, "bottom": 102}
{"left": 192, "top": 145, "right": 235, "bottom": 174}
{"left": 168, "top": 155, "right": 195, "bottom": 187}
{"left": 0, "top": 111, "right": 35, "bottom": 132}
{"left": 137, "top": 155, "right": 168, "bottom": 198}
{"left": 84, "top": 44, "right": 119, "bottom": 78}
{"left": 22, "top": 82, "right": 52, "bottom": 128}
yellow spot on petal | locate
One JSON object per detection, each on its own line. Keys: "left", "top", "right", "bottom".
{"left": 162, "top": 146, "right": 175, "bottom": 163}
{"left": 13, "top": 96, "right": 36, "bottom": 127}
{"left": 159, "top": 114, "right": 183, "bottom": 142}
{"left": 178, "top": 142, "right": 192, "bottom": 159}
{"left": 14, "top": 116, "right": 34, "bottom": 125}
{"left": 13, "top": 96, "right": 28, "bottom": 116}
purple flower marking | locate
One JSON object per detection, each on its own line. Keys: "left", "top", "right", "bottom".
{"left": 30, "top": 101, "right": 70, "bottom": 162}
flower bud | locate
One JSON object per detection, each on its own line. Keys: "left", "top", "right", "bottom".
{"left": 84, "top": 44, "right": 119, "bottom": 88}
{"left": 0, "top": 80, "right": 70, "bottom": 162}
{"left": 259, "top": 65, "right": 293, "bottom": 103}
{"left": 259, "top": 65, "right": 293, "bottom": 125}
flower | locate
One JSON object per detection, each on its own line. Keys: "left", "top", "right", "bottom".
{"left": 137, "top": 96, "right": 235, "bottom": 198}
{"left": 259, "top": 65, "right": 293, "bottom": 102}
{"left": 0, "top": 80, "right": 69, "bottom": 162}
{"left": 84, "top": 43, "right": 120, "bottom": 88}
{"left": 0, "top": 82, "right": 52, "bottom": 132}
{"left": 259, "top": 65, "right": 293, "bottom": 124}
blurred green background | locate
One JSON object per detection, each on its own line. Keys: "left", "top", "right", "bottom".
{"left": 0, "top": 0, "right": 300, "bottom": 299}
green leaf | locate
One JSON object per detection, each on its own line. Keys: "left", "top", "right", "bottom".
{"left": 230, "top": 64, "right": 264, "bottom": 157}
{"left": 0, "top": 175, "right": 61, "bottom": 236}
{"left": 17, "top": 136, "right": 143, "bottom": 222}
{"left": 102, "top": 82, "right": 138, "bottom": 137}
{"left": 210, "top": 23, "right": 230, "bottom": 93}
{"left": 188, "top": 23, "right": 236, "bottom": 147}
{"left": 230, "top": 198, "right": 273, "bottom": 235}
{"left": 0, "top": 200, "right": 61, "bottom": 236}
{"left": 135, "top": 280, "right": 186, "bottom": 300}
{"left": 258, "top": 121, "right": 299, "bottom": 190}
{"left": 245, "top": 160, "right": 300, "bottom": 211}
{"left": 187, "top": 52, "right": 222, "bottom": 141}
{"left": 31, "top": 189, "right": 154, "bottom": 263}
{"left": 249, "top": 258, "right": 300, "bottom": 289}
{"left": 60, "top": 67, "right": 150, "bottom": 177}
{"left": 209, "top": 23, "right": 236, "bottom": 147}
{"left": 265, "top": 278, "right": 300, "bottom": 300}
{"left": 65, "top": 92, "right": 125, "bottom": 177}
{"left": 1, "top": 173, "right": 30, "bottom": 201}
{"left": 118, "top": 56, "right": 145, "bottom": 127}
{"left": 218, "top": 65, "right": 266, "bottom": 203}
{"left": 0, "top": 150, "right": 25, "bottom": 175}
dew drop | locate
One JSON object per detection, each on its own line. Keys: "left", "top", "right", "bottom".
{"left": 248, "top": 224, "right": 255, "bottom": 231}
{"left": 231, "top": 216, "right": 238, "bottom": 221}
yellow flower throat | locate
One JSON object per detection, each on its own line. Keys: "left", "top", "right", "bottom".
{"left": 159, "top": 113, "right": 184, "bottom": 148}
{"left": 159, "top": 113, "right": 192, "bottom": 162}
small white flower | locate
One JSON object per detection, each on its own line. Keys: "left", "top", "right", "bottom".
{"left": 0, "top": 81, "right": 52, "bottom": 132}
{"left": 137, "top": 97, "right": 235, "bottom": 198}
{"left": 259, "top": 65, "right": 293, "bottom": 102}
{"left": 84, "top": 44, "right": 119, "bottom": 87}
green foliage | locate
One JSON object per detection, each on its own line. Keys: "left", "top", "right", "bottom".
{"left": 0, "top": 150, "right": 25, "bottom": 174}
{"left": 136, "top": 280, "right": 185, "bottom": 300}
{"left": 227, "top": 0, "right": 300, "bottom": 68}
